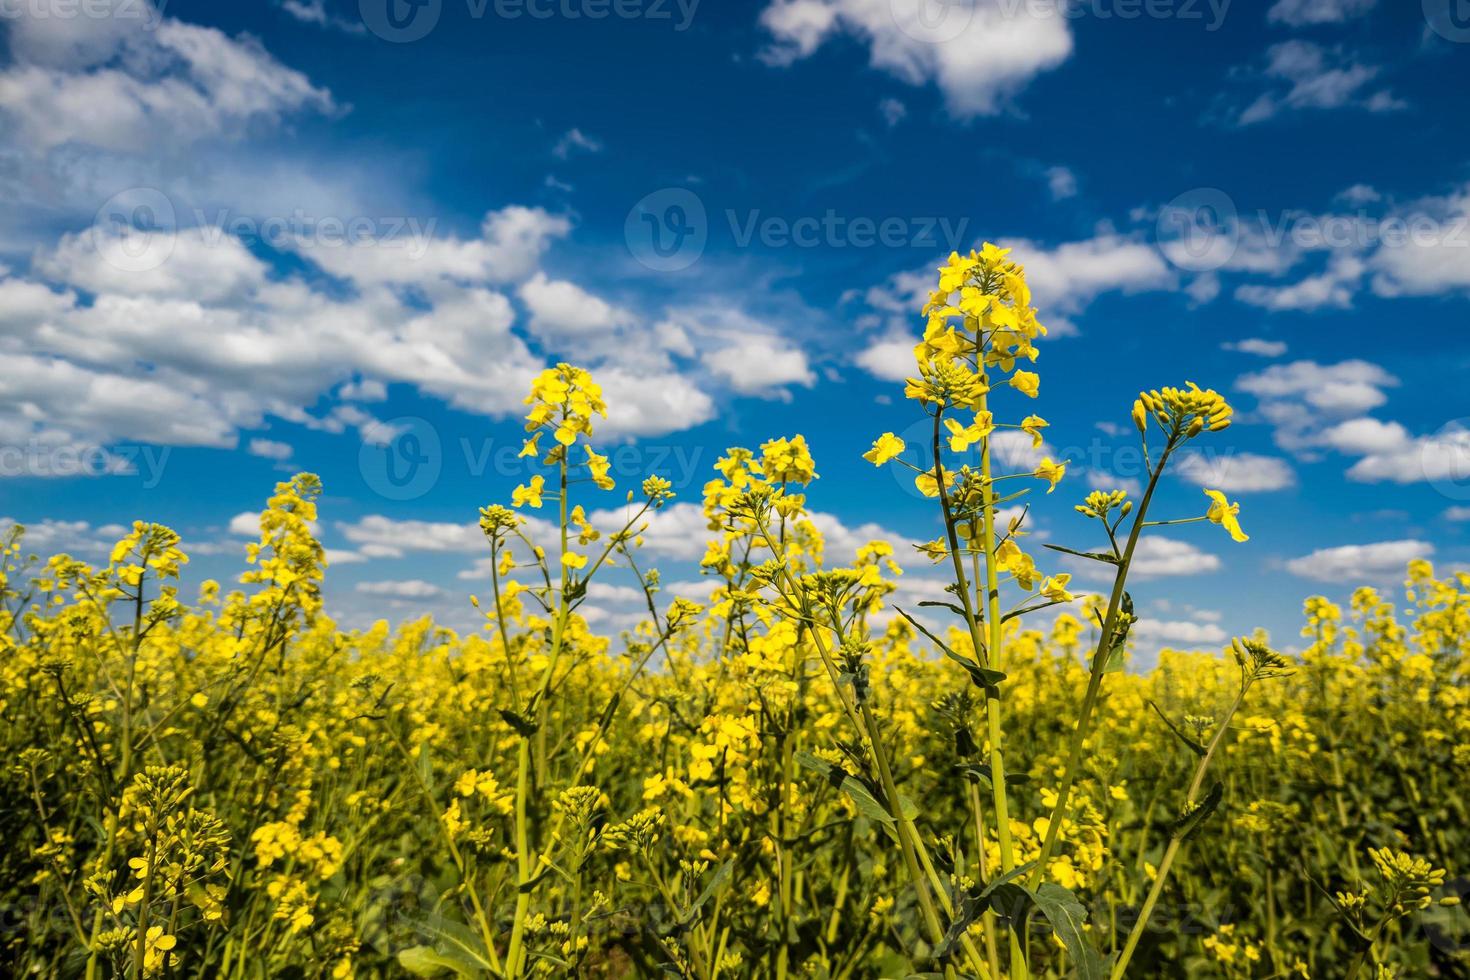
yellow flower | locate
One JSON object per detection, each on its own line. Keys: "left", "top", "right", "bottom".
{"left": 562, "top": 551, "right": 588, "bottom": 570}
{"left": 586, "top": 446, "right": 614, "bottom": 491}
{"left": 1041, "top": 574, "right": 1074, "bottom": 602}
{"left": 914, "top": 466, "right": 954, "bottom": 498}
{"left": 862, "top": 432, "right": 906, "bottom": 466}
{"left": 944, "top": 412, "right": 994, "bottom": 452}
{"left": 1204, "top": 489, "right": 1248, "bottom": 542}
{"left": 1020, "top": 414, "right": 1049, "bottom": 448}
{"left": 1033, "top": 457, "right": 1066, "bottom": 493}
{"left": 1009, "top": 371, "right": 1040, "bottom": 398}
{"left": 512, "top": 475, "right": 546, "bottom": 509}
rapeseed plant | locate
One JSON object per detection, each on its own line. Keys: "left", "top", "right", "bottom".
{"left": 1, "top": 248, "right": 1465, "bottom": 979}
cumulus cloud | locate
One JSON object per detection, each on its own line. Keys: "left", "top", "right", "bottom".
{"left": 1222, "top": 338, "right": 1287, "bottom": 357}
{"left": 1234, "top": 42, "right": 1401, "bottom": 127}
{"left": 0, "top": 3, "right": 335, "bottom": 153}
{"left": 757, "top": 0, "right": 1073, "bottom": 119}
{"left": 1236, "top": 359, "right": 1399, "bottom": 453}
{"left": 1285, "top": 539, "right": 1432, "bottom": 583}
{"left": 1175, "top": 452, "right": 1297, "bottom": 492}
{"left": 1267, "top": 0, "right": 1377, "bottom": 26}
{"left": 356, "top": 579, "right": 445, "bottom": 599}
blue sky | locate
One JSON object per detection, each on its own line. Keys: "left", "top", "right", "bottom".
{"left": 1, "top": 0, "right": 1468, "bottom": 657}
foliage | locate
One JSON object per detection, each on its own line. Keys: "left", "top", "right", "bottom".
{"left": 1, "top": 250, "right": 1465, "bottom": 979}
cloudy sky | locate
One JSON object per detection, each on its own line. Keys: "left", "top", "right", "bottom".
{"left": 1, "top": 0, "right": 1468, "bottom": 657}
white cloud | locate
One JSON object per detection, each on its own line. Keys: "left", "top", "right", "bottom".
{"left": 854, "top": 338, "right": 915, "bottom": 382}
{"left": 1064, "top": 536, "right": 1222, "bottom": 582}
{"left": 519, "top": 272, "right": 630, "bottom": 336}
{"left": 1235, "top": 42, "right": 1399, "bottom": 126}
{"left": 852, "top": 233, "right": 1177, "bottom": 372}
{"left": 878, "top": 97, "right": 906, "bottom": 127}
{"left": 337, "top": 515, "right": 485, "bottom": 558}
{"left": 280, "top": 0, "right": 368, "bottom": 34}
{"left": 1002, "top": 233, "right": 1177, "bottom": 325}
{"left": 299, "top": 206, "right": 572, "bottom": 288}
{"left": 1267, "top": 0, "right": 1377, "bottom": 26}
{"left": 1236, "top": 359, "right": 1399, "bottom": 452}
{"left": 704, "top": 337, "right": 816, "bottom": 397}
{"left": 1175, "top": 452, "right": 1296, "bottom": 492}
{"left": 1222, "top": 338, "right": 1287, "bottom": 357}
{"left": 0, "top": 516, "right": 127, "bottom": 557}
{"left": 1341, "top": 422, "right": 1470, "bottom": 486}
{"left": 1128, "top": 537, "right": 1224, "bottom": 579}
{"left": 553, "top": 128, "right": 602, "bottom": 159}
{"left": 1368, "top": 183, "right": 1470, "bottom": 298}
{"left": 1317, "top": 417, "right": 1410, "bottom": 455}
{"left": 356, "top": 579, "right": 445, "bottom": 599}
{"left": 1285, "top": 539, "right": 1432, "bottom": 583}
{"left": 247, "top": 438, "right": 293, "bottom": 460}
{"left": 1234, "top": 254, "right": 1364, "bottom": 312}
{"left": 0, "top": 7, "right": 334, "bottom": 152}
{"left": 1044, "top": 166, "right": 1078, "bottom": 201}
{"left": 1131, "top": 617, "right": 1228, "bottom": 649}
{"left": 757, "top": 0, "right": 1073, "bottom": 119}
{"left": 1445, "top": 506, "right": 1470, "bottom": 522}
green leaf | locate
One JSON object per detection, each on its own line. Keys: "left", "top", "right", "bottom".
{"left": 917, "top": 600, "right": 969, "bottom": 619}
{"left": 795, "top": 751, "right": 895, "bottom": 827}
{"left": 935, "top": 863, "right": 1039, "bottom": 960}
{"left": 897, "top": 608, "right": 1005, "bottom": 692}
{"left": 1031, "top": 883, "right": 1107, "bottom": 980}
{"left": 679, "top": 859, "right": 734, "bottom": 924}
{"left": 1044, "top": 543, "right": 1120, "bottom": 565}
{"left": 1169, "top": 780, "right": 1224, "bottom": 842}
{"left": 1003, "top": 598, "right": 1069, "bottom": 624}
{"left": 1146, "top": 700, "right": 1207, "bottom": 757}
{"left": 977, "top": 861, "right": 1038, "bottom": 900}
{"left": 397, "top": 946, "right": 472, "bottom": 977}
{"left": 955, "top": 764, "right": 1029, "bottom": 790}
{"left": 408, "top": 917, "right": 495, "bottom": 976}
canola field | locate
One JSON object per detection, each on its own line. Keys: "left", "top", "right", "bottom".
{"left": 3, "top": 247, "right": 1466, "bottom": 979}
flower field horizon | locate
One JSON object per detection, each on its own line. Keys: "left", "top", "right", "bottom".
{"left": 4, "top": 3, "right": 1470, "bottom": 978}
{"left": 4, "top": 246, "right": 1467, "bottom": 978}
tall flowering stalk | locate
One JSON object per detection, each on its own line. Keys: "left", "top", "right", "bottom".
{"left": 863, "top": 245, "right": 1260, "bottom": 977}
